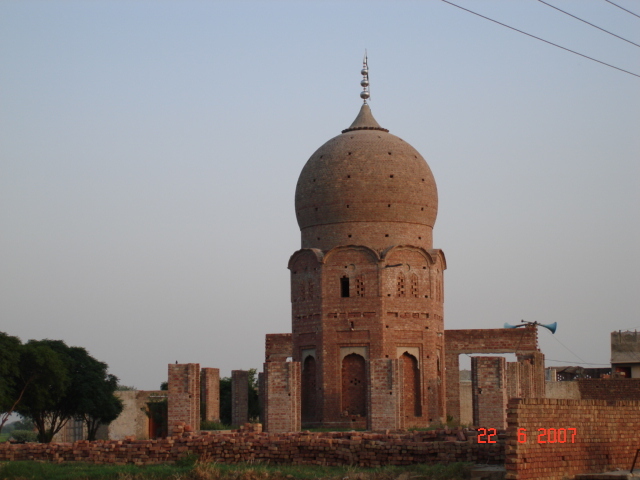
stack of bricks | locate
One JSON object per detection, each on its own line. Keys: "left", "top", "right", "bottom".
{"left": 168, "top": 364, "right": 200, "bottom": 436}
{"left": 0, "top": 427, "right": 503, "bottom": 466}
{"left": 472, "top": 357, "right": 507, "bottom": 429}
{"left": 262, "top": 361, "right": 301, "bottom": 433}
{"left": 505, "top": 398, "right": 640, "bottom": 480}
{"left": 367, "top": 358, "right": 404, "bottom": 431}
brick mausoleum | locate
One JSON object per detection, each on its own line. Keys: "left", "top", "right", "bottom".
{"left": 261, "top": 62, "right": 545, "bottom": 432}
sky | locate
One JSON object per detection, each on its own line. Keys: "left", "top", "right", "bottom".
{"left": 1, "top": 0, "right": 639, "bottom": 391}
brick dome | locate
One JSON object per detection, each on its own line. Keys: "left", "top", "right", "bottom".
{"left": 295, "top": 104, "right": 438, "bottom": 251}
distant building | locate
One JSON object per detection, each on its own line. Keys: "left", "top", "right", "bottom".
{"left": 611, "top": 330, "right": 640, "bottom": 378}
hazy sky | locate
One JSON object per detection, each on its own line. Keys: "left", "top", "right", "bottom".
{"left": 1, "top": 0, "right": 638, "bottom": 390}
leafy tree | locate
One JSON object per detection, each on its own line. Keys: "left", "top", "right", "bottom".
{"left": 69, "top": 348, "right": 123, "bottom": 440}
{"left": 0, "top": 333, "right": 22, "bottom": 433}
{"left": 16, "top": 339, "right": 123, "bottom": 443}
{"left": 247, "top": 368, "right": 260, "bottom": 422}
{"left": 16, "top": 340, "right": 72, "bottom": 442}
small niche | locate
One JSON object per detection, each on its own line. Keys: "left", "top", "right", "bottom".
{"left": 347, "top": 175, "right": 351, "bottom": 178}
{"left": 385, "top": 234, "right": 389, "bottom": 237}
{"left": 388, "top": 152, "right": 392, "bottom": 155}
{"left": 346, "top": 204, "right": 350, "bottom": 208}
{"left": 348, "top": 152, "right": 352, "bottom": 155}
{"left": 348, "top": 234, "right": 352, "bottom": 238}
{"left": 418, "top": 236, "right": 422, "bottom": 240}
{"left": 389, "top": 174, "right": 394, "bottom": 178}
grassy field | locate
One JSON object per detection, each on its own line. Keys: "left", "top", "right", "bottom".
{"left": 0, "top": 461, "right": 473, "bottom": 480}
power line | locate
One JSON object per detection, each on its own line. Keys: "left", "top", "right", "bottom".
{"left": 546, "top": 359, "right": 611, "bottom": 366}
{"left": 538, "top": 0, "right": 640, "bottom": 48}
{"left": 440, "top": 0, "right": 640, "bottom": 79}
{"left": 605, "top": 0, "right": 640, "bottom": 19}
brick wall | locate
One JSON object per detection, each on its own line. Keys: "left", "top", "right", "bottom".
{"left": 472, "top": 357, "right": 507, "bottom": 429}
{"left": 367, "top": 358, "right": 403, "bottom": 430}
{"left": 445, "top": 327, "right": 540, "bottom": 423}
{"left": 0, "top": 428, "right": 503, "bottom": 467}
{"left": 265, "top": 334, "right": 293, "bottom": 362}
{"left": 168, "top": 364, "right": 200, "bottom": 435}
{"left": 231, "top": 370, "right": 249, "bottom": 427}
{"left": 505, "top": 398, "right": 640, "bottom": 480}
{"left": 578, "top": 378, "right": 640, "bottom": 400}
{"left": 201, "top": 368, "right": 220, "bottom": 422}
{"left": 262, "top": 361, "right": 301, "bottom": 433}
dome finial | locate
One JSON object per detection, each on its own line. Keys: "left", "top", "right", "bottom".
{"left": 360, "top": 50, "right": 370, "bottom": 104}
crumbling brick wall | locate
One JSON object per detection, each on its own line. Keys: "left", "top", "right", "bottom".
{"left": 505, "top": 398, "right": 640, "bottom": 480}
{"left": 265, "top": 334, "right": 293, "bottom": 362}
{"left": 0, "top": 428, "right": 503, "bottom": 466}
{"left": 445, "top": 327, "right": 540, "bottom": 423}
{"left": 262, "top": 361, "right": 301, "bottom": 433}
{"left": 168, "top": 364, "right": 200, "bottom": 435}
{"left": 231, "top": 370, "right": 249, "bottom": 427}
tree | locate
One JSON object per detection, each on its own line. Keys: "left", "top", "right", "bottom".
{"left": 0, "top": 332, "right": 22, "bottom": 433}
{"left": 16, "top": 339, "right": 123, "bottom": 443}
{"left": 69, "top": 348, "right": 123, "bottom": 440}
{"left": 15, "top": 340, "right": 72, "bottom": 443}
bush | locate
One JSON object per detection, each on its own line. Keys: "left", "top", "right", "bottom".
{"left": 10, "top": 430, "right": 38, "bottom": 443}
{"left": 200, "top": 420, "right": 230, "bottom": 431}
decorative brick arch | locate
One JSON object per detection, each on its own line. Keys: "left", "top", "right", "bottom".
{"left": 401, "top": 352, "right": 422, "bottom": 419}
{"left": 341, "top": 353, "right": 367, "bottom": 416}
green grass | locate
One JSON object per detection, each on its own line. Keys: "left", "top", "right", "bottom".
{"left": 0, "top": 435, "right": 8, "bottom": 443}
{"left": 0, "top": 461, "right": 473, "bottom": 480}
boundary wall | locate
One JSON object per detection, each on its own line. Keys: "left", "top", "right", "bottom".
{"left": 505, "top": 398, "right": 640, "bottom": 480}
{"left": 0, "top": 428, "right": 503, "bottom": 467}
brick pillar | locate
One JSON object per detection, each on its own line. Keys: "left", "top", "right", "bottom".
{"left": 262, "top": 361, "right": 301, "bottom": 433}
{"left": 231, "top": 370, "right": 249, "bottom": 427}
{"left": 444, "top": 351, "right": 461, "bottom": 423}
{"left": 168, "top": 363, "right": 200, "bottom": 435}
{"left": 368, "top": 358, "right": 404, "bottom": 431}
{"left": 471, "top": 357, "right": 507, "bottom": 429}
{"left": 517, "top": 351, "right": 545, "bottom": 398}
{"left": 200, "top": 368, "right": 220, "bottom": 422}
{"left": 506, "top": 362, "right": 522, "bottom": 399}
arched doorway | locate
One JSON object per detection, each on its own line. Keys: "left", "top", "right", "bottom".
{"left": 341, "top": 353, "right": 367, "bottom": 416}
{"left": 402, "top": 352, "right": 422, "bottom": 417}
{"left": 301, "top": 355, "right": 317, "bottom": 423}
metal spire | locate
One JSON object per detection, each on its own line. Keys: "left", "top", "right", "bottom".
{"left": 360, "top": 50, "right": 370, "bottom": 104}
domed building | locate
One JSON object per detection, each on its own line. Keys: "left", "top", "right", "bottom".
{"left": 263, "top": 60, "right": 447, "bottom": 431}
